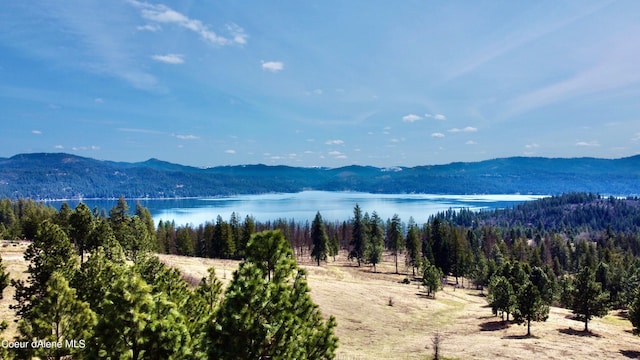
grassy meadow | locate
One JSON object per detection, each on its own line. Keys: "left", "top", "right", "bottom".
{"left": 2, "top": 243, "right": 640, "bottom": 359}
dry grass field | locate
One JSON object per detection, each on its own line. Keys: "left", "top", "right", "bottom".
{"left": 2, "top": 244, "right": 640, "bottom": 359}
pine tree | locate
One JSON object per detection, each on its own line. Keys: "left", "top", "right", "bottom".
{"left": 18, "top": 272, "right": 96, "bottom": 360}
{"left": 571, "top": 266, "right": 610, "bottom": 332}
{"left": 513, "top": 280, "right": 549, "bottom": 336}
{"left": 12, "top": 220, "right": 77, "bottom": 319}
{"left": 208, "top": 230, "right": 338, "bottom": 359}
{"left": 405, "top": 221, "right": 421, "bottom": 276}
{"left": 487, "top": 275, "right": 515, "bottom": 321}
{"left": 329, "top": 233, "right": 340, "bottom": 261}
{"left": 0, "top": 254, "right": 9, "bottom": 300}
{"left": 311, "top": 212, "right": 329, "bottom": 266}
{"left": 422, "top": 258, "right": 443, "bottom": 299}
{"left": 365, "top": 211, "right": 384, "bottom": 273}
{"left": 69, "top": 202, "right": 94, "bottom": 264}
{"left": 348, "top": 204, "right": 365, "bottom": 266}
{"left": 387, "top": 214, "right": 404, "bottom": 274}
{"left": 93, "top": 268, "right": 154, "bottom": 359}
{"left": 629, "top": 287, "right": 640, "bottom": 336}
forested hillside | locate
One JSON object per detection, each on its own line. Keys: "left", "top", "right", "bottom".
{"left": 1, "top": 153, "right": 639, "bottom": 199}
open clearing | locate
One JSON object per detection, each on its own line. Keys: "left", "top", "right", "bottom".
{"left": 2, "top": 245, "right": 640, "bottom": 359}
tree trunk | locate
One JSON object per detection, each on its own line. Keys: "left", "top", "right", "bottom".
{"left": 527, "top": 319, "right": 531, "bottom": 336}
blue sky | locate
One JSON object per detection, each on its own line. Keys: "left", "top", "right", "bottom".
{"left": 1, "top": 1, "right": 639, "bottom": 168}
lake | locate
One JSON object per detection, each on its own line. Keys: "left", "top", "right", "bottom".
{"left": 47, "top": 191, "right": 546, "bottom": 226}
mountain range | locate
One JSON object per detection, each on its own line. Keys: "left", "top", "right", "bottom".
{"left": 0, "top": 153, "right": 639, "bottom": 199}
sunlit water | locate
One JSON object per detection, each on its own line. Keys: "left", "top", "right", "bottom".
{"left": 47, "top": 191, "right": 546, "bottom": 226}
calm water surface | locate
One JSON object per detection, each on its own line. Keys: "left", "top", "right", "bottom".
{"left": 47, "top": 191, "right": 546, "bottom": 225}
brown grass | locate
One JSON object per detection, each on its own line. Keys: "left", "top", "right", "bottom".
{"left": 3, "top": 246, "right": 640, "bottom": 359}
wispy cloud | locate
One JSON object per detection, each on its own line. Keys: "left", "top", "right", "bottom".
{"left": 632, "top": 133, "right": 640, "bottom": 141}
{"left": 71, "top": 145, "right": 100, "bottom": 151}
{"left": 425, "top": 113, "right": 446, "bottom": 120}
{"left": 431, "top": 132, "right": 445, "bottom": 138}
{"left": 503, "top": 27, "right": 640, "bottom": 118}
{"left": 175, "top": 134, "right": 199, "bottom": 140}
{"left": 261, "top": 61, "right": 284, "bottom": 72}
{"left": 325, "top": 139, "right": 344, "bottom": 145}
{"left": 449, "top": 126, "right": 478, "bottom": 133}
{"left": 402, "top": 114, "right": 422, "bottom": 122}
{"left": 446, "top": 2, "right": 613, "bottom": 81}
{"left": 576, "top": 140, "right": 600, "bottom": 147}
{"left": 225, "top": 149, "right": 236, "bottom": 154}
{"left": 465, "top": 140, "right": 477, "bottom": 145}
{"left": 151, "top": 53, "right": 184, "bottom": 64}
{"left": 136, "top": 24, "right": 161, "bottom": 32}
{"left": 118, "top": 127, "right": 164, "bottom": 135}
{"left": 32, "top": 130, "right": 42, "bottom": 135}
{"left": 128, "top": 0, "right": 246, "bottom": 46}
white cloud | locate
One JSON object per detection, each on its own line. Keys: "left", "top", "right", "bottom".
{"left": 576, "top": 140, "right": 600, "bottom": 147}
{"left": 129, "top": 0, "right": 246, "bottom": 46}
{"left": 175, "top": 134, "right": 199, "bottom": 140}
{"left": 425, "top": 113, "right": 447, "bottom": 120}
{"left": 151, "top": 54, "right": 185, "bottom": 64}
{"left": 94, "top": 98, "right": 104, "bottom": 104}
{"left": 225, "top": 149, "right": 236, "bottom": 154}
{"left": 137, "top": 24, "right": 161, "bottom": 32}
{"left": 465, "top": 140, "right": 477, "bottom": 145}
{"left": 525, "top": 143, "right": 540, "bottom": 149}
{"left": 449, "top": 126, "right": 478, "bottom": 133}
{"left": 71, "top": 145, "right": 100, "bottom": 151}
{"left": 402, "top": 114, "right": 422, "bottom": 122}
{"left": 54, "top": 145, "right": 64, "bottom": 149}
{"left": 118, "top": 128, "right": 164, "bottom": 135}
{"left": 325, "top": 139, "right": 344, "bottom": 145}
{"left": 32, "top": 130, "right": 42, "bottom": 135}
{"left": 431, "top": 132, "right": 445, "bottom": 138}
{"left": 632, "top": 133, "right": 640, "bottom": 141}
{"left": 261, "top": 61, "right": 284, "bottom": 72}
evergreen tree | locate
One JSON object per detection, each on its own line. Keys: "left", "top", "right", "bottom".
{"left": 571, "top": 266, "right": 610, "bottom": 332}
{"left": 422, "top": 258, "right": 443, "bottom": 299}
{"left": 181, "top": 268, "right": 224, "bottom": 359}
{"left": 329, "top": 233, "right": 340, "bottom": 261}
{"left": 239, "top": 215, "right": 256, "bottom": 258}
{"left": 348, "top": 204, "right": 365, "bottom": 266}
{"left": 136, "top": 201, "right": 157, "bottom": 251}
{"left": 0, "top": 254, "right": 9, "bottom": 300}
{"left": 365, "top": 211, "right": 384, "bottom": 272}
{"left": 12, "top": 220, "right": 77, "bottom": 319}
{"left": 513, "top": 279, "right": 549, "bottom": 336}
{"left": 387, "top": 214, "right": 404, "bottom": 274}
{"left": 93, "top": 268, "right": 180, "bottom": 359}
{"left": 311, "top": 211, "right": 329, "bottom": 266}
{"left": 18, "top": 271, "right": 96, "bottom": 360}
{"left": 208, "top": 230, "right": 338, "bottom": 359}
{"left": 405, "top": 220, "right": 421, "bottom": 276}
{"left": 69, "top": 202, "right": 94, "bottom": 264}
{"left": 629, "top": 286, "right": 640, "bottom": 336}
{"left": 487, "top": 275, "right": 515, "bottom": 321}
